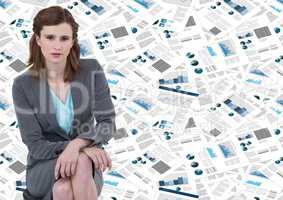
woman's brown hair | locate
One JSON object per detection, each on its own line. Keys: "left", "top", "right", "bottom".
{"left": 28, "top": 6, "right": 80, "bottom": 82}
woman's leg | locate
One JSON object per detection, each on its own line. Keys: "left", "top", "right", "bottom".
{"left": 71, "top": 152, "right": 98, "bottom": 200}
{"left": 52, "top": 178, "right": 74, "bottom": 200}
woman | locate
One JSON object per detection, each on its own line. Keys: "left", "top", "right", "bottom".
{"left": 12, "top": 6, "right": 116, "bottom": 200}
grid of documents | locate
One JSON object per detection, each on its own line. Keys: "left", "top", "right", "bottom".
{"left": 2, "top": 0, "right": 283, "bottom": 199}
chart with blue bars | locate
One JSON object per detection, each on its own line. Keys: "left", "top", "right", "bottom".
{"left": 223, "top": 0, "right": 248, "bottom": 15}
{"left": 159, "top": 75, "right": 189, "bottom": 85}
{"left": 159, "top": 177, "right": 188, "bottom": 186}
{"left": 81, "top": 0, "right": 105, "bottom": 15}
{"left": 2, "top": 0, "right": 283, "bottom": 199}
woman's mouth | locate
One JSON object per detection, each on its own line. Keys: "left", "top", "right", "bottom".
{"left": 51, "top": 53, "right": 62, "bottom": 58}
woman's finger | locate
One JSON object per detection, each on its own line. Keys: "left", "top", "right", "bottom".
{"left": 60, "top": 162, "right": 66, "bottom": 179}
{"left": 100, "top": 152, "right": 108, "bottom": 171}
{"left": 54, "top": 160, "right": 61, "bottom": 180}
{"left": 95, "top": 153, "right": 103, "bottom": 171}
{"left": 90, "top": 153, "right": 99, "bottom": 169}
{"left": 70, "top": 161, "right": 77, "bottom": 176}
{"left": 65, "top": 162, "right": 71, "bottom": 177}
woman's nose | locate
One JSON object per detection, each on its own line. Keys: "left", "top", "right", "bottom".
{"left": 53, "top": 40, "right": 63, "bottom": 50}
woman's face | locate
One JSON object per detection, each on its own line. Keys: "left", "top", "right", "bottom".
{"left": 36, "top": 22, "right": 74, "bottom": 67}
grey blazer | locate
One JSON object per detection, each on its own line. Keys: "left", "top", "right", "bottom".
{"left": 12, "top": 58, "right": 116, "bottom": 170}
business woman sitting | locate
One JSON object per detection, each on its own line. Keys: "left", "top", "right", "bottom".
{"left": 12, "top": 6, "right": 116, "bottom": 200}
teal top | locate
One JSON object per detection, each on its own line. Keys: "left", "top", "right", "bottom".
{"left": 49, "top": 88, "right": 74, "bottom": 135}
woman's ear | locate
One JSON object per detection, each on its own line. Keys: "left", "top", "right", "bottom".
{"left": 35, "top": 34, "right": 41, "bottom": 46}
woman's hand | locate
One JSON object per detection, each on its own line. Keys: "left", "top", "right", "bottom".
{"left": 83, "top": 146, "right": 112, "bottom": 172}
{"left": 54, "top": 142, "right": 80, "bottom": 180}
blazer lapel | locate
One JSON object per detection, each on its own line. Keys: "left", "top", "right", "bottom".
{"left": 41, "top": 79, "right": 69, "bottom": 140}
{"left": 70, "top": 79, "right": 82, "bottom": 137}
{"left": 35, "top": 68, "right": 83, "bottom": 140}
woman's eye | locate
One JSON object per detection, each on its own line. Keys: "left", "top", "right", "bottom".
{"left": 46, "top": 35, "right": 54, "bottom": 40}
{"left": 61, "top": 37, "right": 70, "bottom": 41}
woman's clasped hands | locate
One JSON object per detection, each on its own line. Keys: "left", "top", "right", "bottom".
{"left": 54, "top": 139, "right": 112, "bottom": 180}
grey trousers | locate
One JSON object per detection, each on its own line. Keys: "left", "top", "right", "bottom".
{"left": 24, "top": 159, "right": 103, "bottom": 200}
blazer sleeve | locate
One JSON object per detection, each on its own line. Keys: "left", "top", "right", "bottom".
{"left": 77, "top": 59, "right": 116, "bottom": 146}
{"left": 12, "top": 79, "right": 69, "bottom": 160}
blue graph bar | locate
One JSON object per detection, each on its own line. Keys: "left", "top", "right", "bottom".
{"left": 108, "top": 79, "right": 119, "bottom": 85}
{"left": 16, "top": 187, "right": 26, "bottom": 192}
{"left": 104, "top": 180, "right": 118, "bottom": 186}
{"left": 219, "top": 144, "right": 234, "bottom": 158}
{"left": 108, "top": 171, "right": 125, "bottom": 179}
{"left": 271, "top": 5, "right": 282, "bottom": 13}
{"left": 277, "top": 100, "right": 283, "bottom": 106}
{"left": 246, "top": 180, "right": 261, "bottom": 186}
{"left": 159, "top": 187, "right": 199, "bottom": 198}
{"left": 0, "top": 0, "right": 11, "bottom": 9}
{"left": 134, "top": 0, "right": 154, "bottom": 9}
{"left": 127, "top": 5, "right": 139, "bottom": 13}
{"left": 272, "top": 107, "right": 282, "bottom": 114}
{"left": 234, "top": 107, "right": 248, "bottom": 117}
{"left": 207, "top": 148, "right": 217, "bottom": 158}
{"left": 249, "top": 69, "right": 267, "bottom": 77}
{"left": 110, "top": 69, "right": 126, "bottom": 77}
{"left": 224, "top": 99, "right": 232, "bottom": 104}
{"left": 246, "top": 79, "right": 261, "bottom": 85}
{"left": 133, "top": 99, "right": 152, "bottom": 110}
{"left": 159, "top": 86, "right": 199, "bottom": 97}
{"left": 250, "top": 170, "right": 268, "bottom": 179}
{"left": 159, "top": 180, "right": 165, "bottom": 186}
{"left": 0, "top": 102, "right": 8, "bottom": 111}
{"left": 93, "top": 5, "right": 104, "bottom": 14}
{"left": 207, "top": 46, "right": 217, "bottom": 56}
{"left": 219, "top": 42, "right": 232, "bottom": 57}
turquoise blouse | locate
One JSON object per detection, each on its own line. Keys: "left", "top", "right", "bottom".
{"left": 49, "top": 88, "right": 74, "bottom": 135}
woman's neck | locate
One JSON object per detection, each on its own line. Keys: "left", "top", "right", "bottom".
{"left": 47, "top": 70, "right": 64, "bottom": 82}
{"left": 46, "top": 60, "right": 66, "bottom": 82}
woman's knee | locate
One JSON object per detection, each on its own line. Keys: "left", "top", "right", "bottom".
{"left": 53, "top": 178, "right": 73, "bottom": 198}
